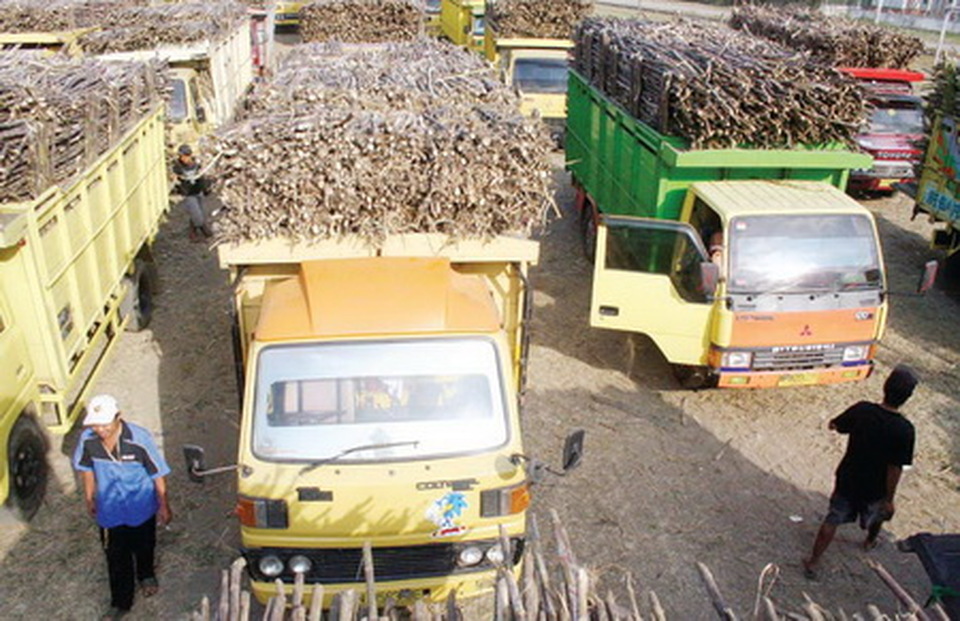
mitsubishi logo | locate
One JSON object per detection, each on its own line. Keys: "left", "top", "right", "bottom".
{"left": 800, "top": 325, "right": 813, "bottom": 337}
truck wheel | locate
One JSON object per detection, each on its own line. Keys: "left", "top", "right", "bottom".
{"left": 671, "top": 364, "right": 714, "bottom": 390}
{"left": 121, "top": 259, "right": 156, "bottom": 332}
{"left": 581, "top": 206, "right": 598, "bottom": 264}
{"left": 6, "top": 416, "right": 48, "bottom": 521}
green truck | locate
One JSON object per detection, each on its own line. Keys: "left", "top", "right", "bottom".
{"left": 565, "top": 69, "right": 932, "bottom": 388}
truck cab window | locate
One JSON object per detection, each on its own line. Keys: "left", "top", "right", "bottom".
{"left": 168, "top": 79, "right": 188, "bottom": 122}
{"left": 513, "top": 58, "right": 568, "bottom": 95}
{"left": 604, "top": 222, "right": 709, "bottom": 303}
{"left": 688, "top": 197, "right": 723, "bottom": 251}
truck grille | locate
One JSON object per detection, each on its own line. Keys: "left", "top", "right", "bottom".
{"left": 872, "top": 163, "right": 914, "bottom": 178}
{"left": 752, "top": 348, "right": 845, "bottom": 371}
{"left": 245, "top": 538, "right": 524, "bottom": 584}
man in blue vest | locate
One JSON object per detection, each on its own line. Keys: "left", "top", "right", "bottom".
{"left": 74, "top": 395, "right": 172, "bottom": 620}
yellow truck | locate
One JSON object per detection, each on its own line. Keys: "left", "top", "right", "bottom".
{"left": 0, "top": 105, "right": 169, "bottom": 520}
{"left": 183, "top": 233, "right": 583, "bottom": 607}
{"left": 483, "top": 26, "right": 571, "bottom": 126}
{"left": 98, "top": 21, "right": 254, "bottom": 149}
{"left": 440, "top": 0, "right": 485, "bottom": 53}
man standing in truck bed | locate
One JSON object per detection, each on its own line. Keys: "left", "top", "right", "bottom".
{"left": 803, "top": 365, "right": 918, "bottom": 579}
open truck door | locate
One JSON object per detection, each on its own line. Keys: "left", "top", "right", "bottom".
{"left": 590, "top": 216, "right": 715, "bottom": 366}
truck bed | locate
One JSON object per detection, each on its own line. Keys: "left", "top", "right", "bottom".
{"left": 565, "top": 69, "right": 871, "bottom": 221}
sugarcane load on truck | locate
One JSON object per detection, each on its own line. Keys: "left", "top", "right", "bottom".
{"left": 729, "top": 5, "right": 926, "bottom": 196}
{"left": 567, "top": 17, "right": 936, "bottom": 389}
{"left": 483, "top": 0, "right": 590, "bottom": 128}
{"left": 0, "top": 0, "right": 256, "bottom": 150}
{"left": 0, "top": 50, "right": 169, "bottom": 520}
{"left": 298, "top": 0, "right": 423, "bottom": 43}
{"left": 183, "top": 38, "right": 584, "bottom": 610}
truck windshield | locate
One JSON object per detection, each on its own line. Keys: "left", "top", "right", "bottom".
{"left": 168, "top": 79, "right": 188, "bottom": 122}
{"left": 472, "top": 15, "right": 485, "bottom": 36}
{"left": 514, "top": 58, "right": 568, "bottom": 95}
{"left": 252, "top": 338, "right": 508, "bottom": 462}
{"left": 728, "top": 214, "right": 881, "bottom": 294}
{"left": 425, "top": 0, "right": 440, "bottom": 13}
{"left": 869, "top": 102, "right": 924, "bottom": 135}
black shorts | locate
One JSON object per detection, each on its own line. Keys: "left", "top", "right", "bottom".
{"left": 825, "top": 493, "right": 892, "bottom": 529}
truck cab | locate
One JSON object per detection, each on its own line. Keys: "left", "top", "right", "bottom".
{"left": 274, "top": 0, "right": 305, "bottom": 27}
{"left": 441, "top": 0, "right": 485, "bottom": 53}
{"left": 841, "top": 68, "right": 925, "bottom": 196}
{"left": 486, "top": 35, "right": 572, "bottom": 129}
{"left": 425, "top": 0, "right": 442, "bottom": 36}
{"left": 217, "top": 235, "right": 546, "bottom": 606}
{"left": 591, "top": 181, "right": 887, "bottom": 388}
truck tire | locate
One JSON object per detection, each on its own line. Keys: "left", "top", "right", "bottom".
{"left": 671, "top": 364, "right": 715, "bottom": 390}
{"left": 6, "top": 416, "right": 48, "bottom": 521}
{"left": 121, "top": 259, "right": 156, "bottom": 332}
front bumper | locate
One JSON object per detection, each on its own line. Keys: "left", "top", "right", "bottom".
{"left": 850, "top": 162, "right": 916, "bottom": 191}
{"left": 717, "top": 363, "right": 872, "bottom": 389}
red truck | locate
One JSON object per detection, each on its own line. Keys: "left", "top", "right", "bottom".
{"left": 840, "top": 67, "right": 925, "bottom": 196}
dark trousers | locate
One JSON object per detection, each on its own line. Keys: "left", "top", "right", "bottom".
{"left": 99, "top": 515, "right": 157, "bottom": 611}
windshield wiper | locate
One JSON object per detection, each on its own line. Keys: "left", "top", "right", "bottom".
{"left": 299, "top": 440, "right": 420, "bottom": 476}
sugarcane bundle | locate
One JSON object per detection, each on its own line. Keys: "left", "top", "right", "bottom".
{"left": 573, "top": 17, "right": 866, "bottom": 149}
{"left": 242, "top": 41, "right": 515, "bottom": 117}
{"left": 925, "top": 62, "right": 960, "bottom": 124}
{"left": 0, "top": 0, "right": 246, "bottom": 52}
{"left": 210, "top": 40, "right": 554, "bottom": 244}
{"left": 299, "top": 0, "right": 421, "bottom": 44}
{"left": 486, "top": 0, "right": 592, "bottom": 39}
{"left": 0, "top": 51, "right": 165, "bottom": 202}
{"left": 730, "top": 5, "right": 924, "bottom": 70}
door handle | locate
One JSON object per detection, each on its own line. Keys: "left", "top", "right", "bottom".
{"left": 598, "top": 306, "right": 619, "bottom": 317}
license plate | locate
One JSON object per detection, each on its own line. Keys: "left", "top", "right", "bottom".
{"left": 778, "top": 372, "right": 819, "bottom": 387}
{"left": 878, "top": 178, "right": 898, "bottom": 189}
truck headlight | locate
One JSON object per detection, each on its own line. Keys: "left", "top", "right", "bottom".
{"left": 842, "top": 345, "right": 869, "bottom": 362}
{"left": 259, "top": 555, "right": 284, "bottom": 578}
{"left": 480, "top": 482, "right": 530, "bottom": 517}
{"left": 288, "top": 555, "right": 312, "bottom": 574}
{"left": 485, "top": 545, "right": 506, "bottom": 564}
{"left": 720, "top": 351, "right": 752, "bottom": 369}
{"left": 458, "top": 546, "right": 484, "bottom": 567}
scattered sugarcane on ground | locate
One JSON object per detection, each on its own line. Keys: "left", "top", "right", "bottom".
{"left": 190, "top": 512, "right": 952, "bottom": 620}
{"left": 572, "top": 18, "right": 868, "bottom": 149}
{"left": 209, "top": 39, "right": 555, "bottom": 244}
{"left": 485, "top": 0, "right": 592, "bottom": 39}
{"left": 298, "top": 0, "right": 422, "bottom": 43}
{"left": 0, "top": 0, "right": 247, "bottom": 53}
{"left": 728, "top": 5, "right": 924, "bottom": 70}
{"left": 0, "top": 51, "right": 166, "bottom": 202}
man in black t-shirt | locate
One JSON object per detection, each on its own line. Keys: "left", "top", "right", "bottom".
{"left": 802, "top": 365, "right": 918, "bottom": 579}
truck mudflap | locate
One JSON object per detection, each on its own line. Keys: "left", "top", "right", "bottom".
{"left": 243, "top": 537, "right": 524, "bottom": 606}
{"left": 716, "top": 363, "right": 872, "bottom": 389}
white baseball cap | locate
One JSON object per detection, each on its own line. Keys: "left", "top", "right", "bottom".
{"left": 83, "top": 394, "right": 120, "bottom": 426}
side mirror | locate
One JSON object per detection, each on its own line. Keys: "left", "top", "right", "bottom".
{"left": 195, "top": 105, "right": 207, "bottom": 124}
{"left": 917, "top": 259, "right": 938, "bottom": 294}
{"left": 699, "top": 261, "right": 720, "bottom": 294}
{"left": 561, "top": 429, "right": 585, "bottom": 472}
{"left": 183, "top": 444, "right": 206, "bottom": 484}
